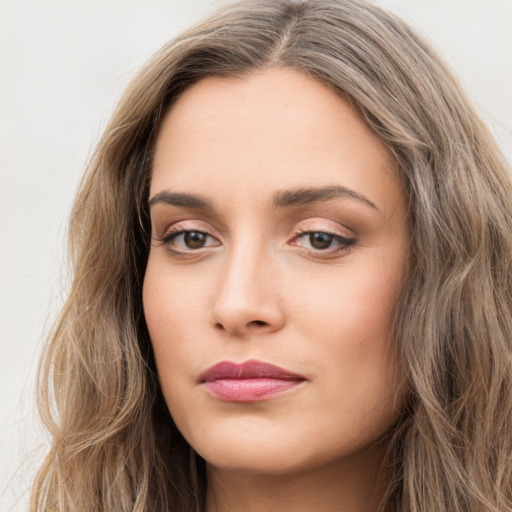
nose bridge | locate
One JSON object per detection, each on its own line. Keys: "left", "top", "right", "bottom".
{"left": 211, "top": 231, "right": 283, "bottom": 334}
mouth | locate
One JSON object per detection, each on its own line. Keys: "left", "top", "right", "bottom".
{"left": 198, "top": 359, "right": 307, "bottom": 402}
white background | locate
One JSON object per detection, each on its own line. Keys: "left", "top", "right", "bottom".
{"left": 1, "top": 1, "right": 511, "bottom": 510}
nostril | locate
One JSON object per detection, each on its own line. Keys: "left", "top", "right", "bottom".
{"left": 250, "top": 320, "right": 268, "bottom": 327}
{"left": 213, "top": 319, "right": 268, "bottom": 332}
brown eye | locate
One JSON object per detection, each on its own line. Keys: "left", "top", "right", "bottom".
{"left": 309, "top": 232, "right": 334, "bottom": 249}
{"left": 160, "top": 229, "right": 220, "bottom": 254}
{"left": 184, "top": 231, "right": 207, "bottom": 249}
{"left": 292, "top": 229, "right": 356, "bottom": 256}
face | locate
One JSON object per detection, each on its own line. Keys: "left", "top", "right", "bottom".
{"left": 143, "top": 67, "right": 408, "bottom": 476}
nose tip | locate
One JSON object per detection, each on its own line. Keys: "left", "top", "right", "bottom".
{"left": 209, "top": 250, "right": 285, "bottom": 337}
{"left": 211, "top": 296, "right": 284, "bottom": 337}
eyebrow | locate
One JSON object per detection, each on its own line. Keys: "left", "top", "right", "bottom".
{"left": 272, "top": 185, "right": 379, "bottom": 211}
{"left": 148, "top": 191, "right": 213, "bottom": 210}
{"left": 148, "top": 185, "right": 379, "bottom": 212}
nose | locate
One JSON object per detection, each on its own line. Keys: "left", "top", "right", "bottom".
{"left": 209, "top": 241, "right": 285, "bottom": 337}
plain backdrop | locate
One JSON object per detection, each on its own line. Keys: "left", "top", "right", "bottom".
{"left": 1, "top": 1, "right": 511, "bottom": 510}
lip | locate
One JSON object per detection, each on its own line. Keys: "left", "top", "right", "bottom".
{"left": 198, "top": 359, "right": 306, "bottom": 402}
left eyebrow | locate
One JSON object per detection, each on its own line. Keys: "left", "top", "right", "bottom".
{"left": 272, "top": 185, "right": 379, "bottom": 212}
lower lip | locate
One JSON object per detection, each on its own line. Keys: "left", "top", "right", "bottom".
{"left": 204, "top": 378, "right": 304, "bottom": 402}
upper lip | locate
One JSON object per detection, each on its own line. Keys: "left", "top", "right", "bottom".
{"left": 198, "top": 359, "right": 306, "bottom": 383}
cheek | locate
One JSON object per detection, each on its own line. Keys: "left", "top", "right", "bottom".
{"left": 142, "top": 258, "right": 203, "bottom": 379}
{"left": 143, "top": 255, "right": 208, "bottom": 335}
{"left": 287, "top": 256, "right": 406, "bottom": 418}
{"left": 290, "top": 257, "right": 401, "bottom": 347}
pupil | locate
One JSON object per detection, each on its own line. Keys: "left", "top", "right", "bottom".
{"left": 184, "top": 231, "right": 206, "bottom": 249}
{"left": 310, "top": 232, "right": 333, "bottom": 249}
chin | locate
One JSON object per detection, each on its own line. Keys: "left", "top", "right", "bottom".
{"left": 182, "top": 413, "right": 392, "bottom": 476}
{"left": 199, "top": 441, "right": 319, "bottom": 475}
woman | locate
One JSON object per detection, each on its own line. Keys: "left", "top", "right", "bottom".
{"left": 31, "top": 0, "right": 512, "bottom": 511}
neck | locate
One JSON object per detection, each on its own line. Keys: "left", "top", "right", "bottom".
{"left": 204, "top": 442, "right": 389, "bottom": 512}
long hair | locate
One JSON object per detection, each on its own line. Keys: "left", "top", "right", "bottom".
{"left": 31, "top": 0, "right": 512, "bottom": 510}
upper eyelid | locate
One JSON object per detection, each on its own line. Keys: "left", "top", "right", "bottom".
{"left": 295, "top": 225, "right": 350, "bottom": 235}
{"left": 152, "top": 215, "right": 356, "bottom": 238}
{"left": 293, "top": 219, "right": 355, "bottom": 237}
{"left": 149, "top": 206, "right": 225, "bottom": 235}
{"left": 158, "top": 220, "right": 219, "bottom": 237}
{"left": 154, "top": 217, "right": 356, "bottom": 240}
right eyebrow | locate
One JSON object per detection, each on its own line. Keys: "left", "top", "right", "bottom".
{"left": 148, "top": 191, "right": 213, "bottom": 211}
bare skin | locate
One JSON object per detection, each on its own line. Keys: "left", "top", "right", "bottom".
{"left": 143, "top": 67, "right": 409, "bottom": 512}
{"left": 205, "top": 439, "right": 390, "bottom": 512}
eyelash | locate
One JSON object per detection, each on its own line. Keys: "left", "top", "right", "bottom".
{"left": 291, "top": 228, "right": 356, "bottom": 256}
{"left": 155, "top": 224, "right": 219, "bottom": 258}
{"left": 155, "top": 224, "right": 356, "bottom": 258}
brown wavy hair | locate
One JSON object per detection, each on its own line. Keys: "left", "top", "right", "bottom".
{"left": 31, "top": 0, "right": 512, "bottom": 510}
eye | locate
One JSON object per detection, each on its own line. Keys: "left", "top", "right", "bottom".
{"left": 291, "top": 229, "right": 356, "bottom": 255}
{"left": 158, "top": 227, "right": 221, "bottom": 254}
{"left": 305, "top": 232, "right": 337, "bottom": 250}
{"left": 175, "top": 231, "right": 209, "bottom": 249}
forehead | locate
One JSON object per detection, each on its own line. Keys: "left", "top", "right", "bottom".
{"left": 151, "top": 67, "right": 402, "bottom": 216}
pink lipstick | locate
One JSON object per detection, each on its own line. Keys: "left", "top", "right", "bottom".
{"left": 198, "top": 360, "right": 306, "bottom": 402}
